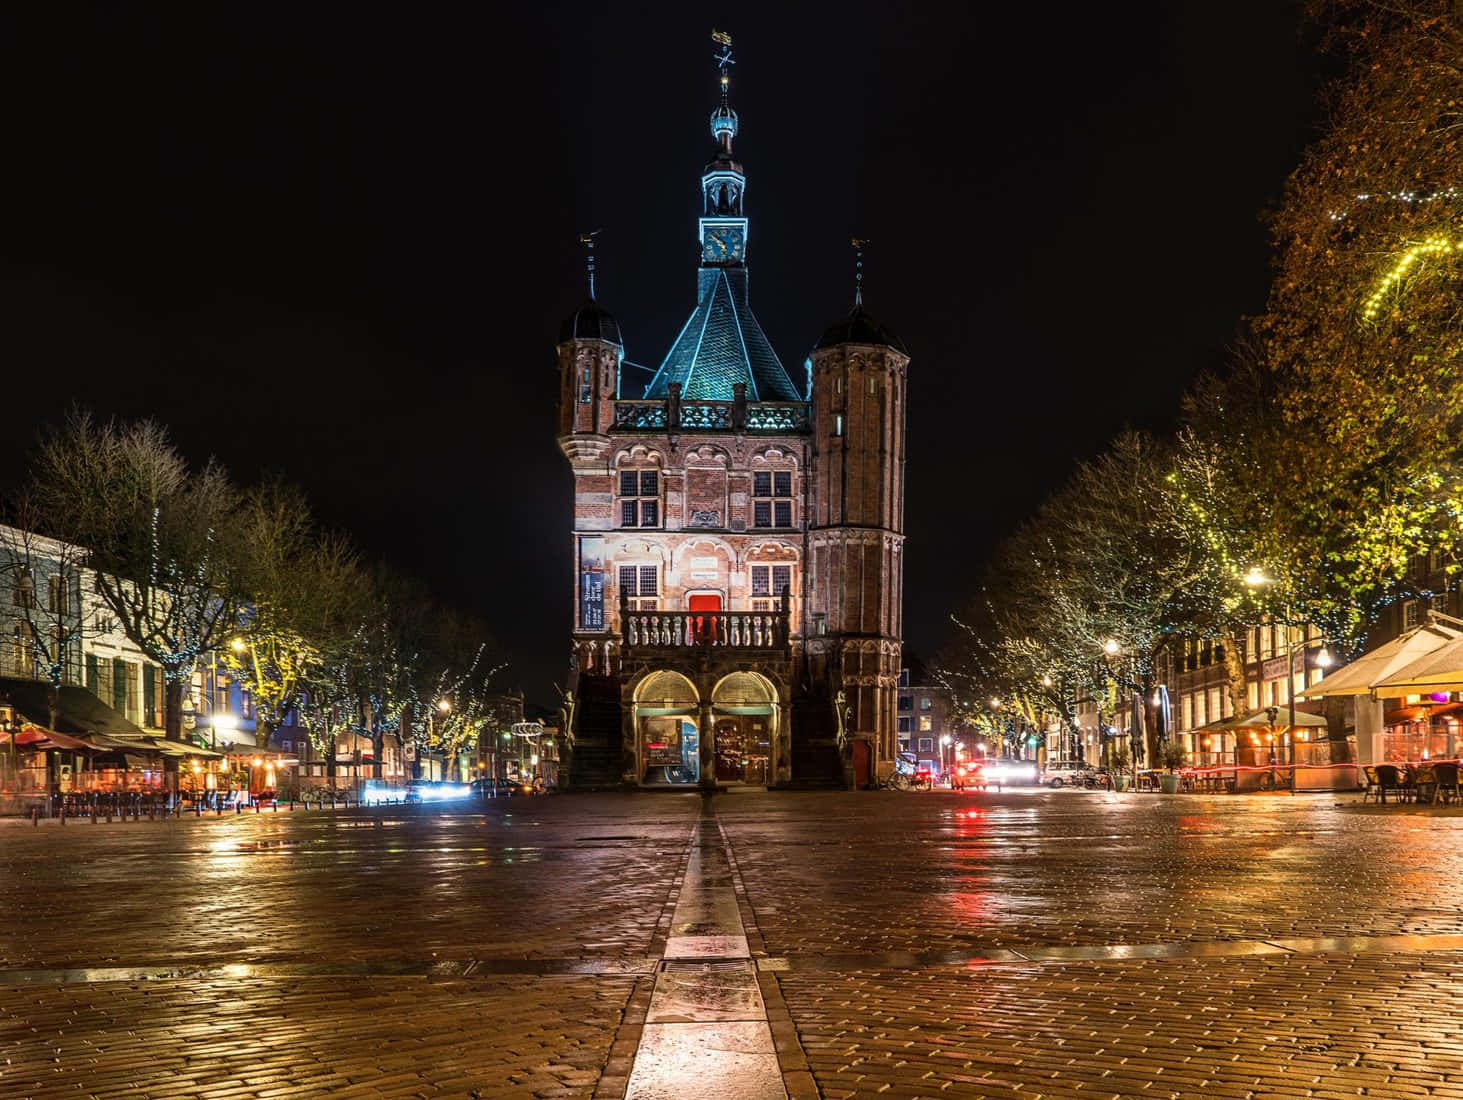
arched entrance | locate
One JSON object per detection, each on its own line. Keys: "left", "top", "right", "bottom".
{"left": 711, "top": 671, "right": 779, "bottom": 786}
{"left": 633, "top": 670, "right": 700, "bottom": 786}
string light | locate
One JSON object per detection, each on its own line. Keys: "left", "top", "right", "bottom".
{"left": 1361, "top": 235, "right": 1459, "bottom": 321}
{"left": 1329, "top": 186, "right": 1460, "bottom": 221}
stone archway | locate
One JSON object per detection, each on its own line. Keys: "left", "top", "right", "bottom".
{"left": 632, "top": 670, "right": 701, "bottom": 786}
{"left": 711, "top": 671, "right": 780, "bottom": 785}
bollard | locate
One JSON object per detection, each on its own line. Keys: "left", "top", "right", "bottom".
{"left": 216, "top": 802, "right": 222, "bottom": 816}
{"left": 272, "top": 800, "right": 277, "bottom": 812}
{"left": 60, "top": 804, "right": 66, "bottom": 825}
{"left": 255, "top": 800, "right": 260, "bottom": 813}
{"left": 106, "top": 810, "right": 112, "bottom": 823}
{"left": 289, "top": 800, "right": 294, "bottom": 811}
{"left": 196, "top": 801, "right": 201, "bottom": 816}
{"left": 32, "top": 807, "right": 38, "bottom": 827}
{"left": 235, "top": 801, "right": 242, "bottom": 814}
{"left": 91, "top": 806, "right": 98, "bottom": 824}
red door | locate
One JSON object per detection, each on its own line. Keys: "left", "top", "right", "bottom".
{"left": 687, "top": 594, "right": 721, "bottom": 644}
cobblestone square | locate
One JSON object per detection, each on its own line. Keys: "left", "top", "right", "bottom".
{"left": 3, "top": 790, "right": 1462, "bottom": 1097}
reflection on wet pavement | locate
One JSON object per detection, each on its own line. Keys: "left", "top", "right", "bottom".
{"left": 4, "top": 789, "right": 1463, "bottom": 1097}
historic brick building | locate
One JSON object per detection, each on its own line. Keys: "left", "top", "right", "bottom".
{"left": 556, "top": 48, "right": 907, "bottom": 788}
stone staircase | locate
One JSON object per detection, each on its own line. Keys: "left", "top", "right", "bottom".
{"left": 567, "top": 674, "right": 623, "bottom": 790}
{"left": 787, "top": 696, "right": 846, "bottom": 789}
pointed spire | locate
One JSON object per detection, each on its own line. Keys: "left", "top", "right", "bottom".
{"left": 710, "top": 29, "right": 737, "bottom": 153}
{"left": 851, "top": 237, "right": 867, "bottom": 308}
{"left": 579, "top": 230, "right": 600, "bottom": 300}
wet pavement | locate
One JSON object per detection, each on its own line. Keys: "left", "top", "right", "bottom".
{"left": 2, "top": 789, "right": 1462, "bottom": 1097}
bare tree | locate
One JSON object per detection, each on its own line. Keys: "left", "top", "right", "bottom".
{"left": 225, "top": 480, "right": 367, "bottom": 752}
{"left": 0, "top": 496, "right": 98, "bottom": 733}
{"left": 28, "top": 414, "right": 248, "bottom": 761}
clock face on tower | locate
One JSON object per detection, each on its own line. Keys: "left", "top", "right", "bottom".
{"left": 702, "top": 225, "right": 746, "bottom": 264}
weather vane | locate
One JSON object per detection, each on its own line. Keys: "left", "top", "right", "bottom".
{"left": 851, "top": 237, "right": 867, "bottom": 307}
{"left": 711, "top": 29, "right": 734, "bottom": 96}
{"left": 579, "top": 229, "right": 600, "bottom": 300}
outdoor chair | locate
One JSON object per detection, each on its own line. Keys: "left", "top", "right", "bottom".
{"left": 1361, "top": 766, "right": 1382, "bottom": 804}
{"left": 1433, "top": 761, "right": 1461, "bottom": 804}
{"left": 1374, "top": 764, "right": 1412, "bottom": 804}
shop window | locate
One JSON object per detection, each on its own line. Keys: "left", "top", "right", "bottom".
{"left": 619, "top": 565, "right": 659, "bottom": 610}
{"left": 752, "top": 471, "right": 794, "bottom": 528}
{"left": 619, "top": 470, "right": 660, "bottom": 528}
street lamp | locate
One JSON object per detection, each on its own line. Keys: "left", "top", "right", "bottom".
{"left": 940, "top": 733, "right": 952, "bottom": 779}
{"left": 1245, "top": 566, "right": 1313, "bottom": 791}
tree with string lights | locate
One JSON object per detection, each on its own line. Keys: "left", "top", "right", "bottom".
{"left": 224, "top": 480, "right": 368, "bottom": 753}
{"left": 27, "top": 414, "right": 249, "bottom": 776}
{"left": 1257, "top": 0, "right": 1463, "bottom": 649}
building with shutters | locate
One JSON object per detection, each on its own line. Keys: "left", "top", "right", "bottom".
{"left": 557, "top": 44, "right": 908, "bottom": 789}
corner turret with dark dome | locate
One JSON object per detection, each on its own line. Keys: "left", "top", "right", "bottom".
{"left": 560, "top": 298, "right": 622, "bottom": 347}
{"left": 815, "top": 305, "right": 906, "bottom": 355}
{"left": 555, "top": 231, "right": 625, "bottom": 449}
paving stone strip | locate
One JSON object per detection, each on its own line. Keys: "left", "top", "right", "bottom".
{"left": 611, "top": 796, "right": 799, "bottom": 1100}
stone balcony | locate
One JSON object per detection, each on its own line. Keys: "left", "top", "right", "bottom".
{"left": 620, "top": 599, "right": 791, "bottom": 654}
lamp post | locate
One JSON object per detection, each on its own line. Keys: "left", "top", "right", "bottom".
{"left": 1, "top": 702, "right": 22, "bottom": 781}
{"left": 1245, "top": 567, "right": 1306, "bottom": 788}
{"left": 939, "top": 733, "right": 952, "bottom": 782}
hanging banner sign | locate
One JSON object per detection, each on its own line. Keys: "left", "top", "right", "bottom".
{"left": 580, "top": 536, "right": 605, "bottom": 630}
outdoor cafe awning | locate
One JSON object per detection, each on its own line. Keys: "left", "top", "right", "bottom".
{"left": 89, "top": 734, "right": 226, "bottom": 760}
{"left": 1363, "top": 632, "right": 1463, "bottom": 698}
{"left": 1299, "top": 621, "right": 1463, "bottom": 699}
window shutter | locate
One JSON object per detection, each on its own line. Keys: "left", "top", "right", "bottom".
{"left": 86, "top": 653, "right": 99, "bottom": 693}
{"left": 143, "top": 666, "right": 156, "bottom": 723}
{"left": 112, "top": 657, "right": 127, "bottom": 712}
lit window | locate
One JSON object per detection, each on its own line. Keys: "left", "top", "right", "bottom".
{"left": 619, "top": 469, "right": 661, "bottom": 528}
{"left": 752, "top": 470, "right": 794, "bottom": 528}
{"left": 619, "top": 565, "right": 659, "bottom": 611}
{"left": 918, "top": 716, "right": 932, "bottom": 732}
{"left": 750, "top": 564, "right": 792, "bottom": 609}
{"left": 1403, "top": 599, "right": 1421, "bottom": 630}
{"left": 919, "top": 697, "right": 931, "bottom": 711}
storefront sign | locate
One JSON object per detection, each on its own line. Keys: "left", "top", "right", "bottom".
{"left": 579, "top": 536, "right": 605, "bottom": 630}
{"left": 1261, "top": 656, "right": 1292, "bottom": 681}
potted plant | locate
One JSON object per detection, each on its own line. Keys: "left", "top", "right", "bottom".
{"left": 1109, "top": 746, "right": 1131, "bottom": 791}
{"left": 1159, "top": 742, "right": 1186, "bottom": 794}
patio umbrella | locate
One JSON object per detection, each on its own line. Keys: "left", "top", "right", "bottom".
{"left": 1216, "top": 709, "right": 1330, "bottom": 731}
{"left": 1129, "top": 691, "right": 1145, "bottom": 765}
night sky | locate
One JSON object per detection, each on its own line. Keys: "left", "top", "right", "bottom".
{"left": 0, "top": 4, "right": 1322, "bottom": 703}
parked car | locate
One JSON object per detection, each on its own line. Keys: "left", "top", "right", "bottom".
{"left": 470, "top": 777, "right": 523, "bottom": 798}
{"left": 980, "top": 758, "right": 1041, "bottom": 786}
{"left": 1042, "top": 760, "right": 1101, "bottom": 788}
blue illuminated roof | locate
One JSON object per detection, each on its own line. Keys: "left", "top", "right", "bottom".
{"left": 645, "top": 267, "right": 802, "bottom": 402}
